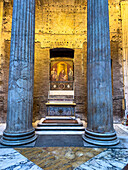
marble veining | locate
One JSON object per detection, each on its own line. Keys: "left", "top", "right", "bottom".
{"left": 75, "top": 149, "right": 128, "bottom": 170}
{"left": 0, "top": 148, "right": 42, "bottom": 170}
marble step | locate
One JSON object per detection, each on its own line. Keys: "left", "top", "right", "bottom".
{"left": 48, "top": 94, "right": 74, "bottom": 99}
{"left": 35, "top": 131, "right": 85, "bottom": 135}
{"left": 35, "top": 126, "right": 85, "bottom": 131}
{"left": 48, "top": 98, "right": 73, "bottom": 100}
{"left": 35, "top": 117, "right": 85, "bottom": 134}
{"left": 45, "top": 116, "right": 76, "bottom": 119}
{"left": 37, "top": 123, "right": 83, "bottom": 127}
{"left": 41, "top": 119, "right": 78, "bottom": 124}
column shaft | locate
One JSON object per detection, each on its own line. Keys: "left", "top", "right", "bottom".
{"left": 1, "top": 0, "right": 37, "bottom": 146}
{"left": 83, "top": 0, "right": 119, "bottom": 146}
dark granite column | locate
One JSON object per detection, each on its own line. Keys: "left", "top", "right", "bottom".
{"left": 83, "top": 0, "right": 119, "bottom": 146}
{"left": 1, "top": 0, "right": 37, "bottom": 145}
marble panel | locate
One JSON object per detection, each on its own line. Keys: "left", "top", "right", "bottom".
{"left": 49, "top": 90, "right": 74, "bottom": 96}
{"left": 47, "top": 106, "right": 75, "bottom": 116}
{"left": 0, "top": 148, "right": 42, "bottom": 170}
{"left": 75, "top": 149, "right": 128, "bottom": 170}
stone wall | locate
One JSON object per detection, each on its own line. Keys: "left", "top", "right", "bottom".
{"left": 0, "top": 1, "right": 12, "bottom": 123}
{"left": 33, "top": 43, "right": 49, "bottom": 121}
{"left": 34, "top": 0, "right": 88, "bottom": 121}
{"left": 0, "top": 0, "right": 125, "bottom": 123}
{"left": 109, "top": 0, "right": 124, "bottom": 122}
{"left": 74, "top": 45, "right": 87, "bottom": 120}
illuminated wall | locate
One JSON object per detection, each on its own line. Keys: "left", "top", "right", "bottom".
{"left": 0, "top": 0, "right": 125, "bottom": 122}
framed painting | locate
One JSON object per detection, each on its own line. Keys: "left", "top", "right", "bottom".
{"left": 50, "top": 58, "right": 74, "bottom": 90}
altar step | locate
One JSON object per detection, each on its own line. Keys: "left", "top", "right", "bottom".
{"left": 35, "top": 117, "right": 85, "bottom": 135}
{"left": 37, "top": 123, "right": 83, "bottom": 127}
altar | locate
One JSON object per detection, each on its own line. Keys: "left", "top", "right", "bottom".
{"left": 34, "top": 49, "right": 84, "bottom": 133}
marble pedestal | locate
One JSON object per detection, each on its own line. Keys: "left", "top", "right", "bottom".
{"left": 46, "top": 103, "right": 76, "bottom": 116}
{"left": 46, "top": 90, "right": 76, "bottom": 117}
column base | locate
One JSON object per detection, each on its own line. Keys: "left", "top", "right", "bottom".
{"left": 82, "top": 129, "right": 119, "bottom": 146}
{"left": 0, "top": 129, "right": 37, "bottom": 146}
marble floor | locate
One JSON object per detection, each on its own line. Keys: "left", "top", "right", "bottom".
{"left": 0, "top": 123, "right": 128, "bottom": 170}
{"left": 0, "top": 147, "right": 127, "bottom": 170}
{"left": 16, "top": 147, "right": 105, "bottom": 170}
{"left": 0, "top": 148, "right": 42, "bottom": 170}
{"left": 76, "top": 149, "right": 128, "bottom": 170}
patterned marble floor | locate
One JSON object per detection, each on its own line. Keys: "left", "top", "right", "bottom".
{"left": 0, "top": 123, "right": 128, "bottom": 169}
{"left": 16, "top": 147, "right": 105, "bottom": 170}
{"left": 0, "top": 147, "right": 128, "bottom": 170}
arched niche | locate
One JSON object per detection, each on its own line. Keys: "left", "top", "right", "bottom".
{"left": 50, "top": 48, "right": 74, "bottom": 90}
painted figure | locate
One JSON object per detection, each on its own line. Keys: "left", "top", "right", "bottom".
{"left": 59, "top": 70, "right": 67, "bottom": 81}
{"left": 68, "top": 68, "right": 73, "bottom": 81}
{"left": 51, "top": 68, "right": 57, "bottom": 81}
